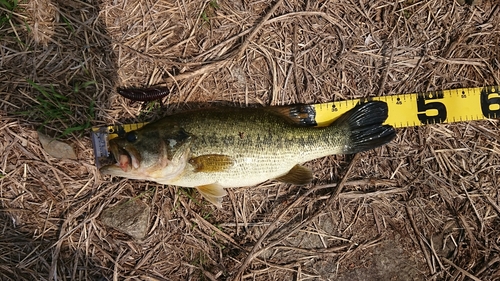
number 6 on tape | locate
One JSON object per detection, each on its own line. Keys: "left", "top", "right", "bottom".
{"left": 481, "top": 87, "right": 500, "bottom": 118}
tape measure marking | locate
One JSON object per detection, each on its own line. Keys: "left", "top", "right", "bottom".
{"left": 91, "top": 122, "right": 148, "bottom": 168}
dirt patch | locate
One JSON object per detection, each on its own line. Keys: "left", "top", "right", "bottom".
{"left": 332, "top": 237, "right": 423, "bottom": 281}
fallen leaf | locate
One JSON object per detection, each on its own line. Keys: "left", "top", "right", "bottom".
{"left": 38, "top": 133, "right": 77, "bottom": 159}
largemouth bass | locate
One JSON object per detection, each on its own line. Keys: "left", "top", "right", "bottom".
{"left": 101, "top": 101, "right": 396, "bottom": 207}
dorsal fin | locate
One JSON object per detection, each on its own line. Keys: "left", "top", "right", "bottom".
{"left": 265, "top": 105, "right": 317, "bottom": 126}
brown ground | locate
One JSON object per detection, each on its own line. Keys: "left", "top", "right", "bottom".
{"left": 1, "top": 0, "right": 500, "bottom": 280}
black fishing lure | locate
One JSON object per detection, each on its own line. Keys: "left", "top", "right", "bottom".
{"left": 117, "top": 87, "right": 170, "bottom": 102}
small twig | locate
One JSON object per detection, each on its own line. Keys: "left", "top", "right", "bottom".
{"left": 441, "top": 34, "right": 463, "bottom": 59}
{"left": 322, "top": 186, "right": 407, "bottom": 200}
{"left": 193, "top": 29, "right": 252, "bottom": 61}
{"left": 182, "top": 262, "right": 219, "bottom": 281}
{"left": 428, "top": 56, "right": 486, "bottom": 67}
{"left": 395, "top": 52, "right": 425, "bottom": 94}
{"left": 235, "top": 0, "right": 284, "bottom": 60}
{"left": 183, "top": 73, "right": 209, "bottom": 103}
{"left": 162, "top": 60, "right": 228, "bottom": 84}
{"left": 457, "top": 214, "right": 477, "bottom": 249}
{"left": 178, "top": 197, "right": 310, "bottom": 278}
{"left": 194, "top": 10, "right": 338, "bottom": 62}
{"left": 477, "top": 184, "right": 500, "bottom": 216}
{"left": 179, "top": 199, "right": 241, "bottom": 248}
{"left": 442, "top": 257, "right": 482, "bottom": 281}
{"left": 155, "top": 4, "right": 348, "bottom": 89}
{"left": 421, "top": 234, "right": 446, "bottom": 272}
{"left": 461, "top": 183, "right": 484, "bottom": 233}
{"left": 475, "top": 256, "right": 500, "bottom": 276}
{"left": 325, "top": 153, "right": 360, "bottom": 201}
{"left": 377, "top": 38, "right": 396, "bottom": 96}
{"left": 406, "top": 205, "right": 435, "bottom": 275}
{"left": 273, "top": 244, "right": 350, "bottom": 257}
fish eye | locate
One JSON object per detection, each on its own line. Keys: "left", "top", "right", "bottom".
{"left": 126, "top": 132, "right": 137, "bottom": 143}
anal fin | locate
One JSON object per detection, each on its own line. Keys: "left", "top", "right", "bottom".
{"left": 274, "top": 164, "right": 313, "bottom": 185}
{"left": 196, "top": 183, "right": 228, "bottom": 208}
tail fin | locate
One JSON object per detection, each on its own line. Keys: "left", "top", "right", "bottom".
{"left": 332, "top": 101, "right": 396, "bottom": 154}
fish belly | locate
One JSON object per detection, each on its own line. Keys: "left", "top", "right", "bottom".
{"left": 168, "top": 148, "right": 337, "bottom": 188}
{"left": 169, "top": 162, "right": 295, "bottom": 188}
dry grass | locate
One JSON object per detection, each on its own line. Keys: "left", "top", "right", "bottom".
{"left": 1, "top": 0, "right": 500, "bottom": 280}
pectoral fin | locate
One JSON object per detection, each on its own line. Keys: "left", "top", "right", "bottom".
{"left": 196, "top": 183, "right": 228, "bottom": 208}
{"left": 274, "top": 164, "right": 313, "bottom": 185}
{"left": 189, "top": 154, "right": 234, "bottom": 172}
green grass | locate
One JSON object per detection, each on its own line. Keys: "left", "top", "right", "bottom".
{"left": 137, "top": 187, "right": 156, "bottom": 199}
{"left": 61, "top": 15, "right": 75, "bottom": 33}
{"left": 177, "top": 187, "right": 215, "bottom": 219}
{"left": 0, "top": 0, "right": 19, "bottom": 27}
{"left": 137, "top": 100, "right": 162, "bottom": 121}
{"left": 0, "top": 0, "right": 17, "bottom": 10}
{"left": 201, "top": 0, "right": 219, "bottom": 24}
{"left": 18, "top": 79, "right": 96, "bottom": 138}
{"left": 72, "top": 80, "right": 96, "bottom": 94}
{"left": 179, "top": 187, "right": 203, "bottom": 206}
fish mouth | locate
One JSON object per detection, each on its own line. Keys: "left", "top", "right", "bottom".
{"left": 108, "top": 142, "right": 141, "bottom": 172}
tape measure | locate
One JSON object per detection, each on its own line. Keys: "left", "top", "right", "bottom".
{"left": 92, "top": 86, "right": 499, "bottom": 168}
{"left": 314, "top": 85, "right": 499, "bottom": 127}
{"left": 92, "top": 122, "right": 148, "bottom": 168}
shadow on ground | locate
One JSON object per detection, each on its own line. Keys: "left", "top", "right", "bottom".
{"left": 1, "top": 0, "right": 117, "bottom": 279}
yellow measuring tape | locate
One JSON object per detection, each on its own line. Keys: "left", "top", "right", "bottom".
{"left": 91, "top": 86, "right": 499, "bottom": 167}
{"left": 314, "top": 85, "right": 499, "bottom": 127}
